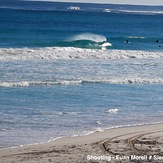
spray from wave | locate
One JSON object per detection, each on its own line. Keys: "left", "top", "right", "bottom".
{"left": 70, "top": 33, "right": 107, "bottom": 42}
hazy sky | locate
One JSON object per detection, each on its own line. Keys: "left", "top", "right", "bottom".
{"left": 29, "top": 0, "right": 163, "bottom": 6}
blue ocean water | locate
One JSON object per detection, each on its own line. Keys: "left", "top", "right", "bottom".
{"left": 0, "top": 0, "right": 163, "bottom": 148}
{"left": 0, "top": 0, "right": 163, "bottom": 50}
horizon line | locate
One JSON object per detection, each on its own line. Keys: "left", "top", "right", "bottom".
{"left": 22, "top": 0, "right": 163, "bottom": 7}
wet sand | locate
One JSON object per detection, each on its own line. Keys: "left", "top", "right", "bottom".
{"left": 0, "top": 123, "right": 163, "bottom": 163}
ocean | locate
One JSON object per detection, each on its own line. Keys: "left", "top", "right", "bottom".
{"left": 0, "top": 0, "right": 163, "bottom": 148}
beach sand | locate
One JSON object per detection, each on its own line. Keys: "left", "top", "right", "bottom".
{"left": 0, "top": 123, "right": 163, "bottom": 163}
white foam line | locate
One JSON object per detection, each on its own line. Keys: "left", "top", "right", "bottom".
{"left": 1, "top": 78, "right": 163, "bottom": 87}
{"left": 0, "top": 47, "right": 163, "bottom": 61}
{"left": 118, "top": 10, "right": 163, "bottom": 15}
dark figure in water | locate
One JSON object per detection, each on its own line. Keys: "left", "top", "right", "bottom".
{"left": 156, "top": 40, "right": 159, "bottom": 43}
{"left": 126, "top": 39, "right": 129, "bottom": 44}
{"left": 159, "top": 45, "right": 162, "bottom": 47}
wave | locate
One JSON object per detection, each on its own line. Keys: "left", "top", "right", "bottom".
{"left": 1, "top": 78, "right": 163, "bottom": 87}
{"left": 0, "top": 81, "right": 82, "bottom": 87}
{"left": 103, "top": 8, "right": 163, "bottom": 15}
{"left": 127, "top": 36, "right": 145, "bottom": 39}
{"left": 65, "top": 33, "right": 112, "bottom": 49}
{"left": 116, "top": 10, "right": 163, "bottom": 15}
{"left": 67, "top": 6, "right": 80, "bottom": 10}
{"left": 0, "top": 47, "right": 163, "bottom": 61}
{"left": 70, "top": 33, "right": 107, "bottom": 43}
{"left": 61, "top": 40, "right": 101, "bottom": 49}
{"left": 106, "top": 109, "right": 119, "bottom": 113}
{"left": 103, "top": 9, "right": 111, "bottom": 13}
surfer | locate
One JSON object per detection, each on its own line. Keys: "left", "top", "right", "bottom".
{"left": 159, "top": 45, "right": 162, "bottom": 47}
{"left": 125, "top": 39, "right": 129, "bottom": 44}
{"left": 156, "top": 40, "right": 159, "bottom": 43}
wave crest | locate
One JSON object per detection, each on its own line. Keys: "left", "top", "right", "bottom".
{"left": 70, "top": 33, "right": 107, "bottom": 43}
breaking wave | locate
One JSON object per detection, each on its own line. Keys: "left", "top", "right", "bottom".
{"left": 1, "top": 78, "right": 163, "bottom": 87}
{"left": 67, "top": 6, "right": 80, "bottom": 10}
{"left": 70, "top": 33, "right": 107, "bottom": 43}
{"left": 66, "top": 33, "right": 112, "bottom": 49}
{"left": 117, "top": 10, "right": 163, "bottom": 15}
{"left": 0, "top": 47, "right": 163, "bottom": 60}
{"left": 103, "top": 9, "right": 163, "bottom": 15}
{"left": 127, "top": 36, "right": 145, "bottom": 39}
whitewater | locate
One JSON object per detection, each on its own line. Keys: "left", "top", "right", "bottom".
{"left": 0, "top": 47, "right": 163, "bottom": 60}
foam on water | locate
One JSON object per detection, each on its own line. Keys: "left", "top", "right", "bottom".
{"left": 117, "top": 10, "right": 163, "bottom": 15}
{"left": 67, "top": 6, "right": 80, "bottom": 10}
{"left": 102, "top": 8, "right": 163, "bottom": 15}
{"left": 103, "top": 9, "right": 111, "bottom": 12}
{"left": 0, "top": 80, "right": 82, "bottom": 87}
{"left": 106, "top": 109, "right": 119, "bottom": 113}
{"left": 1, "top": 78, "right": 163, "bottom": 88}
{"left": 0, "top": 47, "right": 163, "bottom": 61}
{"left": 127, "top": 36, "right": 145, "bottom": 39}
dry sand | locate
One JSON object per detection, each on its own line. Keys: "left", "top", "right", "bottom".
{"left": 0, "top": 123, "right": 163, "bottom": 163}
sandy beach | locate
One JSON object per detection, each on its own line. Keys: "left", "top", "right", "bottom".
{"left": 0, "top": 123, "right": 163, "bottom": 163}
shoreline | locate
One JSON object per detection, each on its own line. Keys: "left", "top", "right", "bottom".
{"left": 0, "top": 122, "right": 162, "bottom": 150}
{"left": 1, "top": 123, "right": 163, "bottom": 162}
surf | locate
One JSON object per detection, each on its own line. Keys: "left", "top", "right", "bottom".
{"left": 66, "top": 33, "right": 112, "bottom": 50}
{"left": 0, "top": 47, "right": 163, "bottom": 60}
{"left": 70, "top": 33, "right": 107, "bottom": 43}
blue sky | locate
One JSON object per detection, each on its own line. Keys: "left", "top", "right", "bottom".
{"left": 28, "top": 0, "right": 163, "bottom": 6}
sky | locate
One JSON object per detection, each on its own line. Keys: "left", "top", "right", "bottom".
{"left": 28, "top": 0, "right": 163, "bottom": 6}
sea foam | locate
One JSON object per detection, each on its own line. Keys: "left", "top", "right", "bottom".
{"left": 0, "top": 47, "right": 163, "bottom": 61}
{"left": 1, "top": 78, "right": 163, "bottom": 87}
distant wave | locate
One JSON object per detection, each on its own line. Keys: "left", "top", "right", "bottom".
{"left": 67, "top": 6, "right": 80, "bottom": 10}
{"left": 127, "top": 36, "right": 145, "bottom": 39}
{"left": 116, "top": 10, "right": 163, "bottom": 15}
{"left": 0, "top": 47, "right": 163, "bottom": 61}
{"left": 1, "top": 78, "right": 163, "bottom": 87}
{"left": 103, "top": 8, "right": 163, "bottom": 15}
{"left": 103, "top": 9, "right": 111, "bottom": 13}
{"left": 0, "top": 81, "right": 82, "bottom": 87}
{"left": 106, "top": 109, "right": 119, "bottom": 113}
{"left": 1, "top": 5, "right": 163, "bottom": 15}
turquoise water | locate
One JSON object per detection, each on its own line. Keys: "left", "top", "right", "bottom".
{"left": 0, "top": 0, "right": 163, "bottom": 148}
